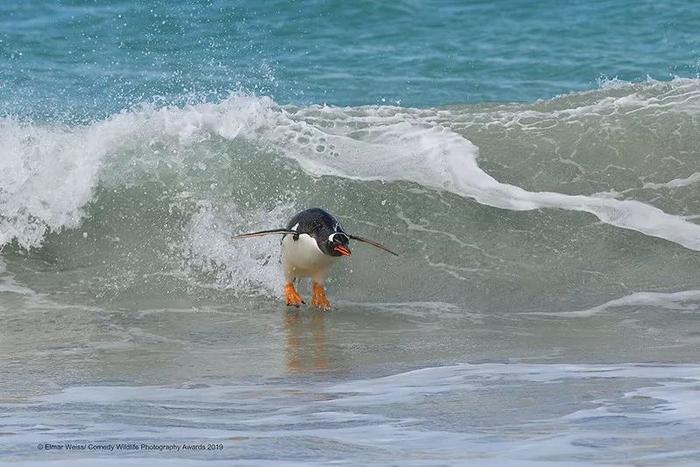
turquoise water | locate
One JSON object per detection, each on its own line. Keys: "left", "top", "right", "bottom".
{"left": 2, "top": 2, "right": 700, "bottom": 466}
{"left": 2, "top": 0, "right": 699, "bottom": 118}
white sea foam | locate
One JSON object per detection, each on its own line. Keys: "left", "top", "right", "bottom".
{"left": 526, "top": 289, "right": 700, "bottom": 317}
{"left": 184, "top": 202, "right": 295, "bottom": 296}
{"left": 6, "top": 362, "right": 700, "bottom": 465}
{"left": 261, "top": 112, "right": 700, "bottom": 251}
{"left": 0, "top": 119, "right": 105, "bottom": 248}
{"left": 644, "top": 172, "right": 700, "bottom": 189}
{"left": 0, "top": 96, "right": 281, "bottom": 248}
{"left": 158, "top": 89, "right": 700, "bottom": 251}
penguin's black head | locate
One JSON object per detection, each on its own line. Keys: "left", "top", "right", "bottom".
{"left": 287, "top": 208, "right": 352, "bottom": 257}
{"left": 319, "top": 230, "right": 351, "bottom": 257}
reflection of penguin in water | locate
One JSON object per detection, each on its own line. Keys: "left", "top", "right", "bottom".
{"left": 233, "top": 208, "right": 398, "bottom": 310}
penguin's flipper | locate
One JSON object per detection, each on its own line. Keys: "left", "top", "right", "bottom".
{"left": 349, "top": 234, "right": 399, "bottom": 256}
{"left": 233, "top": 228, "right": 297, "bottom": 239}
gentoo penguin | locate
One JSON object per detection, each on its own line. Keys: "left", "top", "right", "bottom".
{"left": 233, "top": 208, "right": 398, "bottom": 310}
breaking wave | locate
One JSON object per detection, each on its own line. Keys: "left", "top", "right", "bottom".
{"left": 1, "top": 78, "right": 699, "bottom": 307}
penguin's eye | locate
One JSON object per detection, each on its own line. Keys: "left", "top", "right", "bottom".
{"left": 330, "top": 233, "right": 349, "bottom": 243}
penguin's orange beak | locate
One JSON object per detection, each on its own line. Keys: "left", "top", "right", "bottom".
{"left": 334, "top": 245, "right": 352, "bottom": 256}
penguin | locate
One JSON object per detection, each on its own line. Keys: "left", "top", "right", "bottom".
{"left": 233, "top": 208, "right": 398, "bottom": 310}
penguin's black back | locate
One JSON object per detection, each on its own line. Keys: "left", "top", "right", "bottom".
{"left": 286, "top": 208, "right": 342, "bottom": 237}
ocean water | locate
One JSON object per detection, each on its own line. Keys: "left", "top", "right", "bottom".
{"left": 2, "top": 1, "right": 700, "bottom": 465}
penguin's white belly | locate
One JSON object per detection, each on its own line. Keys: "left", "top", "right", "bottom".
{"left": 282, "top": 234, "right": 334, "bottom": 278}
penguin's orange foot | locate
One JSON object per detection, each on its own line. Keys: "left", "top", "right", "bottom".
{"left": 284, "top": 283, "right": 304, "bottom": 307}
{"left": 311, "top": 283, "right": 331, "bottom": 311}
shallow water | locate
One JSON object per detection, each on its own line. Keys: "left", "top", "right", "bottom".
{"left": 2, "top": 269, "right": 700, "bottom": 465}
{"left": 2, "top": 1, "right": 700, "bottom": 465}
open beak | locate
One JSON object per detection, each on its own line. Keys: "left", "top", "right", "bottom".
{"left": 334, "top": 245, "right": 352, "bottom": 256}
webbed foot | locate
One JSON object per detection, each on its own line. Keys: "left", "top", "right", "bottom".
{"left": 284, "top": 282, "right": 304, "bottom": 307}
{"left": 311, "top": 282, "right": 331, "bottom": 311}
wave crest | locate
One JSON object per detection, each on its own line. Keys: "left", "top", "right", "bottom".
{"left": 1, "top": 80, "right": 699, "bottom": 255}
